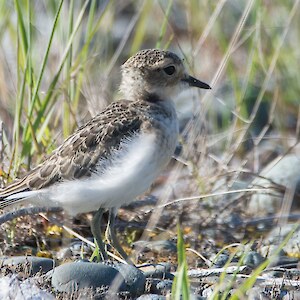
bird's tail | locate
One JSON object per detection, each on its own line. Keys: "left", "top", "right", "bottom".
{"left": 0, "top": 178, "right": 32, "bottom": 209}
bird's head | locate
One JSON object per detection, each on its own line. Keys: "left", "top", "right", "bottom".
{"left": 120, "top": 49, "right": 211, "bottom": 102}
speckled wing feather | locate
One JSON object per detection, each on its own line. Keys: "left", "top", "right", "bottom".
{"left": 0, "top": 100, "right": 145, "bottom": 205}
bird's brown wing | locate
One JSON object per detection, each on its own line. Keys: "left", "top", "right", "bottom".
{"left": 0, "top": 100, "right": 145, "bottom": 205}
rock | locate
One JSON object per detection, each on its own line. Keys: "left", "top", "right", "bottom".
{"left": 148, "top": 278, "right": 173, "bottom": 295}
{"left": 114, "top": 263, "right": 146, "bottom": 295}
{"left": 56, "top": 247, "right": 73, "bottom": 260}
{"left": 259, "top": 245, "right": 285, "bottom": 257}
{"left": 51, "top": 261, "right": 145, "bottom": 295}
{"left": 248, "top": 154, "right": 300, "bottom": 214}
{"left": 243, "top": 251, "right": 265, "bottom": 268}
{"left": 139, "top": 263, "right": 174, "bottom": 279}
{"left": 134, "top": 240, "right": 177, "bottom": 254}
{"left": 190, "top": 295, "right": 206, "bottom": 300}
{"left": 268, "top": 256, "right": 299, "bottom": 269}
{"left": 222, "top": 213, "right": 243, "bottom": 229}
{"left": 202, "top": 286, "right": 213, "bottom": 298}
{"left": 0, "top": 256, "right": 55, "bottom": 275}
{"left": 0, "top": 275, "right": 54, "bottom": 299}
{"left": 52, "top": 261, "right": 118, "bottom": 292}
{"left": 246, "top": 286, "right": 269, "bottom": 300}
{"left": 265, "top": 224, "right": 300, "bottom": 257}
{"left": 155, "top": 279, "right": 173, "bottom": 293}
{"left": 56, "top": 242, "right": 92, "bottom": 260}
{"left": 211, "top": 253, "right": 231, "bottom": 267}
{"left": 136, "top": 294, "right": 166, "bottom": 300}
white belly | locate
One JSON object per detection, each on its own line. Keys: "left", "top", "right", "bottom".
{"left": 41, "top": 129, "right": 177, "bottom": 215}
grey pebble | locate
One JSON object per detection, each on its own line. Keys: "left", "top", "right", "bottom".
{"left": 259, "top": 245, "right": 285, "bottom": 257}
{"left": 155, "top": 279, "right": 173, "bottom": 291}
{"left": 248, "top": 154, "right": 300, "bottom": 214}
{"left": 56, "top": 242, "right": 92, "bottom": 260}
{"left": 243, "top": 251, "right": 265, "bottom": 268}
{"left": 202, "top": 286, "right": 214, "bottom": 298}
{"left": 190, "top": 295, "right": 206, "bottom": 300}
{"left": 269, "top": 256, "right": 299, "bottom": 268}
{"left": 134, "top": 240, "right": 177, "bottom": 254}
{"left": 51, "top": 261, "right": 145, "bottom": 296}
{"left": 220, "top": 213, "right": 243, "bottom": 229}
{"left": 211, "top": 253, "right": 231, "bottom": 267}
{"left": 136, "top": 294, "right": 166, "bottom": 300}
{"left": 114, "top": 263, "right": 146, "bottom": 295}
{"left": 0, "top": 256, "right": 55, "bottom": 275}
{"left": 140, "top": 262, "right": 174, "bottom": 279}
{"left": 148, "top": 278, "right": 173, "bottom": 295}
{"left": 246, "top": 287, "right": 269, "bottom": 300}
{"left": 264, "top": 224, "right": 300, "bottom": 257}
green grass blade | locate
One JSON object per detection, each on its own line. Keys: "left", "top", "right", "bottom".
{"left": 22, "top": 0, "right": 91, "bottom": 156}
{"left": 156, "top": 0, "right": 173, "bottom": 49}
{"left": 172, "top": 224, "right": 190, "bottom": 300}
{"left": 63, "top": 0, "right": 74, "bottom": 138}
{"left": 22, "top": 0, "right": 64, "bottom": 156}
{"left": 130, "top": 1, "right": 152, "bottom": 54}
{"left": 14, "top": 0, "right": 28, "bottom": 59}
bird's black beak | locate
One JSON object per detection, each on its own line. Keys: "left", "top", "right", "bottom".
{"left": 182, "top": 75, "right": 211, "bottom": 90}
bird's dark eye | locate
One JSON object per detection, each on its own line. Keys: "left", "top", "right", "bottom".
{"left": 163, "top": 65, "right": 176, "bottom": 75}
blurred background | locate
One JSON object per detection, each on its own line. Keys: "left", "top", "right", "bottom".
{"left": 0, "top": 0, "right": 300, "bottom": 264}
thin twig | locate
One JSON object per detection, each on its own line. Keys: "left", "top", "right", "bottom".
{"left": 155, "top": 187, "right": 269, "bottom": 210}
{"left": 185, "top": 265, "right": 249, "bottom": 278}
{"left": 186, "top": 248, "right": 212, "bottom": 267}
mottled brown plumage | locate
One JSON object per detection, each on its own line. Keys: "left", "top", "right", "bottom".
{"left": 0, "top": 99, "right": 173, "bottom": 203}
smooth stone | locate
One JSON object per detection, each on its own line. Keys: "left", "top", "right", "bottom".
{"left": 242, "top": 251, "right": 265, "bottom": 268}
{"left": 113, "top": 263, "right": 146, "bottom": 295}
{"left": 137, "top": 294, "right": 166, "bottom": 300}
{"left": 155, "top": 279, "right": 173, "bottom": 291}
{"left": 266, "top": 224, "right": 297, "bottom": 243}
{"left": 134, "top": 240, "right": 177, "bottom": 254}
{"left": 190, "top": 295, "right": 206, "bottom": 300}
{"left": 217, "top": 213, "right": 243, "bottom": 229}
{"left": 52, "top": 261, "right": 120, "bottom": 292}
{"left": 51, "top": 261, "right": 145, "bottom": 295}
{"left": 248, "top": 154, "right": 300, "bottom": 214}
{"left": 1, "top": 256, "right": 55, "bottom": 275}
{"left": 280, "top": 230, "right": 300, "bottom": 258}
{"left": 259, "top": 245, "right": 285, "bottom": 257}
{"left": 56, "top": 242, "right": 92, "bottom": 260}
{"left": 139, "top": 263, "right": 174, "bottom": 279}
{"left": 246, "top": 286, "right": 269, "bottom": 300}
{"left": 268, "top": 256, "right": 299, "bottom": 269}
{"left": 202, "top": 287, "right": 214, "bottom": 298}
{"left": 149, "top": 278, "right": 173, "bottom": 294}
{"left": 265, "top": 224, "right": 300, "bottom": 257}
{"left": 211, "top": 253, "right": 231, "bottom": 268}
{"left": 56, "top": 247, "right": 73, "bottom": 260}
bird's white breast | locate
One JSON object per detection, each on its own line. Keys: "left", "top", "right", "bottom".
{"left": 38, "top": 112, "right": 178, "bottom": 215}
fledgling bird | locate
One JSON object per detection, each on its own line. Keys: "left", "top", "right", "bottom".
{"left": 0, "top": 49, "right": 211, "bottom": 262}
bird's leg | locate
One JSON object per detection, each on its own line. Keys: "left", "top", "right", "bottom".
{"left": 105, "top": 208, "right": 134, "bottom": 264}
{"left": 91, "top": 208, "right": 108, "bottom": 261}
